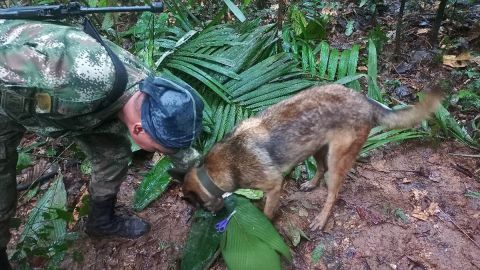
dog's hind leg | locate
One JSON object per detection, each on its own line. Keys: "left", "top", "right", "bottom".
{"left": 300, "top": 145, "right": 329, "bottom": 191}
{"left": 309, "top": 131, "right": 367, "bottom": 231}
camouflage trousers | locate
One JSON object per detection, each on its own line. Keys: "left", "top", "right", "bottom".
{"left": 0, "top": 114, "right": 132, "bottom": 248}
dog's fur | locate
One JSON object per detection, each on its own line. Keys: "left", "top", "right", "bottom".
{"left": 180, "top": 84, "right": 443, "bottom": 230}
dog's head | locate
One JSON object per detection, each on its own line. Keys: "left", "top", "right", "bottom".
{"left": 170, "top": 167, "right": 225, "bottom": 212}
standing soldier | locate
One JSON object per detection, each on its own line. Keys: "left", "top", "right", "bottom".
{"left": 0, "top": 19, "right": 203, "bottom": 269}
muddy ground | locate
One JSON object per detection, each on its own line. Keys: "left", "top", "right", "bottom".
{"left": 20, "top": 140, "right": 475, "bottom": 270}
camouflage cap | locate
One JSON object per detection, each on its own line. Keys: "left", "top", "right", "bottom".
{"left": 139, "top": 76, "right": 203, "bottom": 150}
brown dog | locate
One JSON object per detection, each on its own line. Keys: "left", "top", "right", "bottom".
{"left": 179, "top": 84, "right": 442, "bottom": 230}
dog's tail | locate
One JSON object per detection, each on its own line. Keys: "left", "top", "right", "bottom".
{"left": 370, "top": 85, "right": 443, "bottom": 129}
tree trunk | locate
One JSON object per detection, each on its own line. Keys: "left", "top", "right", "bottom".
{"left": 430, "top": 0, "right": 448, "bottom": 47}
{"left": 277, "top": 0, "right": 288, "bottom": 30}
{"left": 394, "top": 0, "right": 407, "bottom": 58}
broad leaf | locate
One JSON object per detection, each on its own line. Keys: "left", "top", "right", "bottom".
{"left": 224, "top": 196, "right": 292, "bottom": 260}
{"left": 181, "top": 209, "right": 227, "bottom": 270}
{"left": 234, "top": 189, "right": 263, "bottom": 200}
{"left": 133, "top": 157, "right": 173, "bottom": 211}
{"left": 222, "top": 217, "right": 283, "bottom": 270}
{"left": 220, "top": 196, "right": 291, "bottom": 270}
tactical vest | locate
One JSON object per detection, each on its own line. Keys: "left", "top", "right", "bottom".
{"left": 0, "top": 20, "right": 152, "bottom": 137}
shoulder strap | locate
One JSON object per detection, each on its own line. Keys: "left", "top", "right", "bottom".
{"left": 82, "top": 18, "right": 128, "bottom": 108}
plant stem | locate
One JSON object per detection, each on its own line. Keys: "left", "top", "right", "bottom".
{"left": 430, "top": 0, "right": 448, "bottom": 47}
{"left": 394, "top": 0, "right": 407, "bottom": 58}
{"left": 277, "top": 0, "right": 287, "bottom": 30}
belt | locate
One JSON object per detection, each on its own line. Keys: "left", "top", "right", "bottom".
{"left": 0, "top": 89, "right": 109, "bottom": 116}
{"left": 0, "top": 90, "right": 31, "bottom": 115}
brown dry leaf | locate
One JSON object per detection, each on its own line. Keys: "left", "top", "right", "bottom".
{"left": 358, "top": 66, "right": 368, "bottom": 71}
{"left": 412, "top": 189, "right": 428, "bottom": 202}
{"left": 443, "top": 52, "right": 471, "bottom": 68}
{"left": 411, "top": 202, "right": 439, "bottom": 221}
{"left": 299, "top": 208, "right": 309, "bottom": 217}
{"left": 321, "top": 7, "right": 337, "bottom": 16}
{"left": 417, "top": 29, "right": 429, "bottom": 34}
{"left": 18, "top": 159, "right": 48, "bottom": 184}
{"left": 426, "top": 202, "right": 440, "bottom": 216}
{"left": 371, "top": 160, "right": 388, "bottom": 172}
{"left": 472, "top": 56, "right": 480, "bottom": 65}
{"left": 69, "top": 186, "right": 88, "bottom": 230}
{"left": 411, "top": 206, "right": 429, "bottom": 221}
{"left": 402, "top": 178, "right": 412, "bottom": 184}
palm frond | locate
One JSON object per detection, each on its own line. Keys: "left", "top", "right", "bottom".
{"left": 141, "top": 23, "right": 314, "bottom": 151}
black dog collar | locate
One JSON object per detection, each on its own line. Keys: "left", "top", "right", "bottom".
{"left": 196, "top": 166, "right": 225, "bottom": 198}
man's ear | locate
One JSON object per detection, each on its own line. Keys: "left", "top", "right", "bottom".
{"left": 133, "top": 123, "right": 144, "bottom": 135}
{"left": 167, "top": 168, "right": 188, "bottom": 181}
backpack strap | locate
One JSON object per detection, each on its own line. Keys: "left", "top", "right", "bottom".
{"left": 82, "top": 18, "right": 128, "bottom": 109}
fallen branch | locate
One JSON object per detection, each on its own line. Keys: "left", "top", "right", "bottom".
{"left": 449, "top": 153, "right": 480, "bottom": 158}
{"left": 438, "top": 208, "right": 480, "bottom": 250}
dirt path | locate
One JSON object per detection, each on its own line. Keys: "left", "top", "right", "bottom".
{"left": 55, "top": 140, "right": 479, "bottom": 270}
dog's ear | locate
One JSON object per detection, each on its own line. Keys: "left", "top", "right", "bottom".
{"left": 167, "top": 168, "right": 188, "bottom": 181}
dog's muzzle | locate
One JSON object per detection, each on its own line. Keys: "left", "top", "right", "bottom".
{"left": 203, "top": 197, "right": 225, "bottom": 212}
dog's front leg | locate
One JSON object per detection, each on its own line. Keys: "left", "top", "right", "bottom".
{"left": 262, "top": 179, "right": 283, "bottom": 219}
{"left": 300, "top": 146, "right": 328, "bottom": 191}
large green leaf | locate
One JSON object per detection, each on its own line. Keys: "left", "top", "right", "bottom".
{"left": 234, "top": 189, "right": 264, "bottom": 200}
{"left": 133, "top": 157, "right": 173, "bottom": 211}
{"left": 181, "top": 209, "right": 227, "bottom": 270}
{"left": 225, "top": 196, "right": 292, "bottom": 260}
{"left": 220, "top": 196, "right": 291, "bottom": 270}
{"left": 222, "top": 217, "right": 283, "bottom": 270}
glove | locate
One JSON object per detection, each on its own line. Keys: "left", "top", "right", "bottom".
{"left": 166, "top": 147, "right": 202, "bottom": 180}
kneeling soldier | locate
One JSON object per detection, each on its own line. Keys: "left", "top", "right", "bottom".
{"left": 0, "top": 19, "right": 203, "bottom": 269}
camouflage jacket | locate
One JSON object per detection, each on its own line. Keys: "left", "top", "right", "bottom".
{"left": 0, "top": 19, "right": 153, "bottom": 137}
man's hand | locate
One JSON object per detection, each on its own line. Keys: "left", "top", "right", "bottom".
{"left": 167, "top": 147, "right": 202, "bottom": 181}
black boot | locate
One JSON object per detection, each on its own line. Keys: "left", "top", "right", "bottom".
{"left": 0, "top": 248, "right": 12, "bottom": 270}
{"left": 85, "top": 196, "right": 150, "bottom": 239}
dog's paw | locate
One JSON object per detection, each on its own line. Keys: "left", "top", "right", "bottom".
{"left": 309, "top": 216, "right": 327, "bottom": 231}
{"left": 300, "top": 181, "right": 317, "bottom": 191}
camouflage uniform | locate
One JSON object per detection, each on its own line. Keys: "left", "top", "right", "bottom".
{"left": 0, "top": 19, "right": 153, "bottom": 248}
